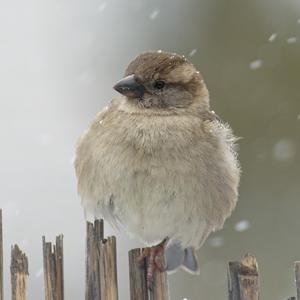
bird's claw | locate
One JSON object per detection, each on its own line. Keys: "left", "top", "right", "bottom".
{"left": 138, "top": 239, "right": 168, "bottom": 288}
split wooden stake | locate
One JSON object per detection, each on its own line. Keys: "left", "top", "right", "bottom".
{"left": 11, "top": 245, "right": 28, "bottom": 300}
{"left": 42, "top": 235, "right": 64, "bottom": 300}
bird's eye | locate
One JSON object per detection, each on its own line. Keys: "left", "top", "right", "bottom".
{"left": 153, "top": 80, "right": 165, "bottom": 89}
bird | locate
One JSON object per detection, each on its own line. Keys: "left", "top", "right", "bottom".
{"left": 75, "top": 50, "right": 240, "bottom": 285}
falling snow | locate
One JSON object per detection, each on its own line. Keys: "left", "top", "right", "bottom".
{"left": 189, "top": 48, "right": 197, "bottom": 57}
{"left": 297, "top": 113, "right": 300, "bottom": 120}
{"left": 268, "top": 33, "right": 277, "bottom": 42}
{"left": 149, "top": 9, "right": 160, "bottom": 20}
{"left": 249, "top": 59, "right": 263, "bottom": 70}
{"left": 98, "top": 2, "right": 107, "bottom": 12}
{"left": 297, "top": 19, "right": 300, "bottom": 24}
{"left": 209, "top": 236, "right": 224, "bottom": 248}
{"left": 273, "top": 139, "right": 296, "bottom": 162}
{"left": 287, "top": 37, "right": 297, "bottom": 44}
{"left": 235, "top": 220, "right": 250, "bottom": 232}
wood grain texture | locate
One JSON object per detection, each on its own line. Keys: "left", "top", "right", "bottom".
{"left": 295, "top": 261, "right": 300, "bottom": 300}
{"left": 0, "top": 210, "right": 3, "bottom": 300}
{"left": 10, "top": 245, "right": 28, "bottom": 300}
{"left": 42, "top": 235, "right": 64, "bottom": 300}
{"left": 148, "top": 253, "right": 169, "bottom": 300}
{"left": 128, "top": 248, "right": 148, "bottom": 300}
{"left": 228, "top": 254, "right": 260, "bottom": 300}
{"left": 238, "top": 254, "right": 259, "bottom": 300}
{"left": 85, "top": 220, "right": 104, "bottom": 300}
{"left": 99, "top": 236, "right": 118, "bottom": 300}
{"left": 228, "top": 261, "right": 241, "bottom": 300}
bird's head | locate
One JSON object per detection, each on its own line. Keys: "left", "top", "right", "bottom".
{"left": 113, "top": 51, "right": 209, "bottom": 110}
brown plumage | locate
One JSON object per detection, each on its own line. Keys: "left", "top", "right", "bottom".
{"left": 118, "top": 51, "right": 207, "bottom": 110}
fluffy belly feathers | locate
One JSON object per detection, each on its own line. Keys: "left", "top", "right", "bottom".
{"left": 75, "top": 110, "right": 239, "bottom": 248}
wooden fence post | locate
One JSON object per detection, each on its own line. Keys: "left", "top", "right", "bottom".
{"left": 148, "top": 253, "right": 169, "bottom": 300}
{"left": 228, "top": 261, "right": 241, "bottom": 300}
{"left": 10, "top": 245, "right": 28, "bottom": 300}
{"left": 228, "top": 253, "right": 260, "bottom": 300}
{"left": 42, "top": 235, "right": 64, "bottom": 300}
{"left": 128, "top": 248, "right": 169, "bottom": 300}
{"left": 86, "top": 220, "right": 118, "bottom": 300}
{"left": 99, "top": 236, "right": 118, "bottom": 300}
{"left": 0, "top": 209, "right": 3, "bottom": 300}
{"left": 129, "top": 248, "right": 148, "bottom": 300}
{"left": 86, "top": 220, "right": 103, "bottom": 300}
{"left": 4, "top": 206, "right": 300, "bottom": 300}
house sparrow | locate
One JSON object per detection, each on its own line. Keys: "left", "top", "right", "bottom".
{"left": 75, "top": 51, "right": 240, "bottom": 284}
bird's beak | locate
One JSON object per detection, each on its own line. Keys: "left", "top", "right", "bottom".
{"left": 113, "top": 74, "right": 145, "bottom": 98}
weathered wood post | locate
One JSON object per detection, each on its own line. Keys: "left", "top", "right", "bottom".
{"left": 86, "top": 220, "right": 104, "bottom": 300}
{"left": 86, "top": 220, "right": 118, "bottom": 300}
{"left": 128, "top": 248, "right": 169, "bottom": 300}
{"left": 99, "top": 236, "right": 118, "bottom": 300}
{"left": 228, "top": 253, "right": 260, "bottom": 300}
{"left": 10, "top": 245, "right": 28, "bottom": 300}
{"left": 42, "top": 235, "right": 64, "bottom": 300}
{"left": 148, "top": 253, "right": 169, "bottom": 300}
{"left": 129, "top": 248, "right": 148, "bottom": 300}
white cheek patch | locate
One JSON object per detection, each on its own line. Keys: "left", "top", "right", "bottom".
{"left": 167, "top": 63, "right": 196, "bottom": 83}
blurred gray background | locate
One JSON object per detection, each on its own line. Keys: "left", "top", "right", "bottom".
{"left": 0, "top": 0, "right": 299, "bottom": 299}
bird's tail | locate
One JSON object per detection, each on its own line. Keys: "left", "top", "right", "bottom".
{"left": 165, "top": 242, "right": 200, "bottom": 274}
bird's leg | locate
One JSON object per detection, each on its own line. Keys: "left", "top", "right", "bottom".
{"left": 138, "top": 238, "right": 169, "bottom": 288}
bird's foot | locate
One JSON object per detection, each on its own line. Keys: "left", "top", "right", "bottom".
{"left": 138, "top": 238, "right": 168, "bottom": 288}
